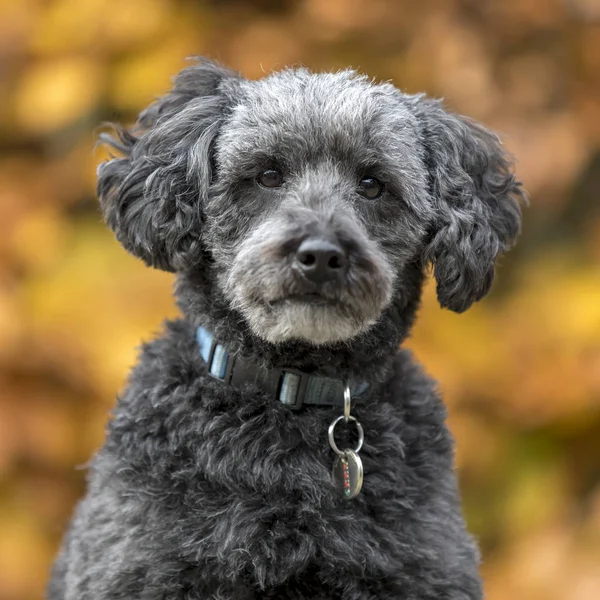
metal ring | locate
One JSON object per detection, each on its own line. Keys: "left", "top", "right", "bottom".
{"left": 328, "top": 415, "right": 364, "bottom": 456}
{"left": 343, "top": 384, "right": 351, "bottom": 422}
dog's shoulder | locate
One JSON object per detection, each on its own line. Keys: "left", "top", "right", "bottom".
{"left": 100, "top": 317, "right": 206, "bottom": 456}
{"left": 112, "top": 318, "right": 204, "bottom": 406}
{"left": 378, "top": 346, "right": 454, "bottom": 463}
{"left": 386, "top": 347, "right": 446, "bottom": 414}
{"left": 133, "top": 317, "right": 201, "bottom": 381}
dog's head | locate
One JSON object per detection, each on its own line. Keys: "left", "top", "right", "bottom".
{"left": 98, "top": 59, "right": 524, "bottom": 346}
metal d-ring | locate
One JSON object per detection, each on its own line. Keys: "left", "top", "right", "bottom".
{"left": 343, "top": 384, "right": 351, "bottom": 422}
{"left": 328, "top": 415, "right": 364, "bottom": 457}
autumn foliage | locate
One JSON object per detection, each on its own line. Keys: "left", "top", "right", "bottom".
{"left": 0, "top": 1, "right": 599, "bottom": 599}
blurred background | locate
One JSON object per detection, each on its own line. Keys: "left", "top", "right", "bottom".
{"left": 0, "top": 0, "right": 599, "bottom": 598}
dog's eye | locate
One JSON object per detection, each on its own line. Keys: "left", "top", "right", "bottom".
{"left": 357, "top": 176, "right": 384, "bottom": 199}
{"left": 258, "top": 169, "right": 284, "bottom": 188}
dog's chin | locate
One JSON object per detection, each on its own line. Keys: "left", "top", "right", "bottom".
{"left": 240, "top": 297, "right": 377, "bottom": 345}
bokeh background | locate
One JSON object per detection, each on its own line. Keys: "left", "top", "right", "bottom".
{"left": 1, "top": 0, "right": 599, "bottom": 598}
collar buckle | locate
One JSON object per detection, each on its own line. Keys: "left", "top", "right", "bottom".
{"left": 277, "top": 368, "right": 310, "bottom": 410}
{"left": 205, "top": 337, "right": 234, "bottom": 384}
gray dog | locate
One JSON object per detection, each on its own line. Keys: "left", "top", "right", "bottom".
{"left": 48, "top": 58, "right": 524, "bottom": 599}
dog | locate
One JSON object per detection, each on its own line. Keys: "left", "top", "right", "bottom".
{"left": 48, "top": 58, "right": 524, "bottom": 600}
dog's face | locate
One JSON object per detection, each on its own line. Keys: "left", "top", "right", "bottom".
{"left": 208, "top": 71, "right": 429, "bottom": 344}
{"left": 98, "top": 60, "right": 524, "bottom": 346}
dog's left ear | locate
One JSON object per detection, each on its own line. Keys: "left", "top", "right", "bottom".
{"left": 97, "top": 58, "right": 241, "bottom": 272}
{"left": 410, "top": 97, "right": 526, "bottom": 313}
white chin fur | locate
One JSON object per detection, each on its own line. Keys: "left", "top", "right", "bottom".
{"left": 244, "top": 302, "right": 373, "bottom": 345}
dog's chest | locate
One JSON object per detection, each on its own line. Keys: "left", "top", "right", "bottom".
{"left": 186, "top": 409, "right": 402, "bottom": 577}
{"left": 118, "top": 392, "right": 410, "bottom": 586}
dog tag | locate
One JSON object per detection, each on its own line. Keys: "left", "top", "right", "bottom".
{"left": 332, "top": 449, "right": 363, "bottom": 499}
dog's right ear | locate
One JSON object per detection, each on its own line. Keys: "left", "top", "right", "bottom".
{"left": 97, "top": 58, "right": 241, "bottom": 271}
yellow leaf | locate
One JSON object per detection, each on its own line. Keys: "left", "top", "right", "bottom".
{"left": 29, "top": 0, "right": 171, "bottom": 54}
{"left": 109, "top": 36, "right": 197, "bottom": 111}
{"left": 0, "top": 509, "right": 50, "bottom": 599}
{"left": 9, "top": 208, "right": 66, "bottom": 272}
{"left": 28, "top": 0, "right": 104, "bottom": 54}
{"left": 14, "top": 57, "right": 102, "bottom": 134}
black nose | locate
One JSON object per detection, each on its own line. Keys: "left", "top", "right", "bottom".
{"left": 295, "top": 237, "right": 347, "bottom": 284}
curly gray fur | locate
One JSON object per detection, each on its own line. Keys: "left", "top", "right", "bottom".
{"left": 49, "top": 58, "right": 525, "bottom": 599}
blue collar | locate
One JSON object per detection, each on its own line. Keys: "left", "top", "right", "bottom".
{"left": 196, "top": 326, "right": 369, "bottom": 409}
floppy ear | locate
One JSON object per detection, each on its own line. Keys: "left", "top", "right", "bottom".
{"left": 97, "top": 58, "right": 241, "bottom": 271}
{"left": 411, "top": 97, "right": 526, "bottom": 312}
